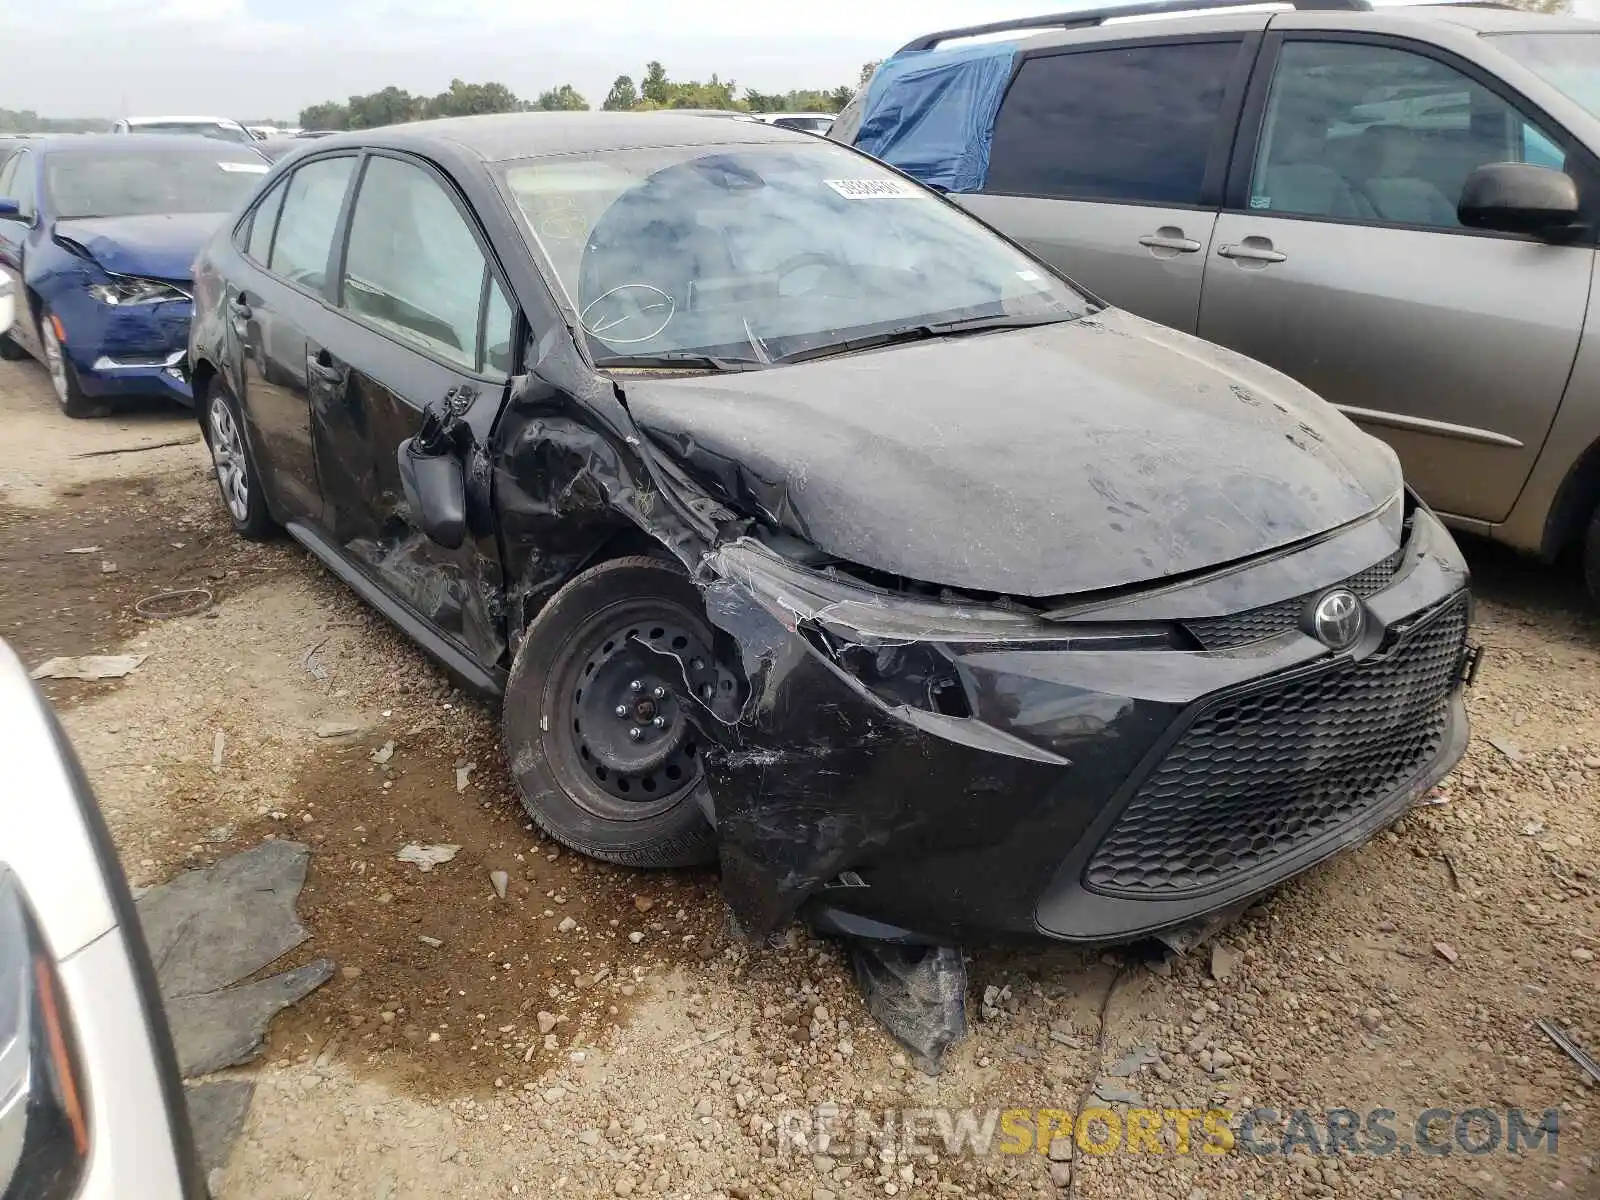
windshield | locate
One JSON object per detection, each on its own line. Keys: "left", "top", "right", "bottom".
{"left": 46, "top": 150, "right": 269, "bottom": 219}
{"left": 130, "top": 121, "right": 254, "bottom": 144}
{"left": 498, "top": 141, "right": 1090, "bottom": 366}
{"left": 1495, "top": 33, "right": 1600, "bottom": 120}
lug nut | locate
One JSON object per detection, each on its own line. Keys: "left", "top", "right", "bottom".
{"left": 690, "top": 658, "right": 705, "bottom": 671}
{"left": 630, "top": 679, "right": 643, "bottom": 692}
{"left": 614, "top": 705, "right": 628, "bottom": 717}
{"left": 652, "top": 716, "right": 665, "bottom": 728}
{"left": 628, "top": 727, "right": 642, "bottom": 740}
{"left": 652, "top": 686, "right": 666, "bottom": 699}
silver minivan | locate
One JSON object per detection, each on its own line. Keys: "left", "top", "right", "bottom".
{"left": 836, "top": 0, "right": 1600, "bottom": 599}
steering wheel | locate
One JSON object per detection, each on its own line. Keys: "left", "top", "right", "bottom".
{"left": 580, "top": 283, "right": 676, "bottom": 345}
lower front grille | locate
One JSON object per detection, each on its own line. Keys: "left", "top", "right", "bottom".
{"left": 1085, "top": 593, "right": 1468, "bottom": 899}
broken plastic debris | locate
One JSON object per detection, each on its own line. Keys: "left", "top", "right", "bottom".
{"left": 456, "top": 763, "right": 475, "bottom": 793}
{"left": 1488, "top": 736, "right": 1523, "bottom": 762}
{"left": 419, "top": 935, "right": 444, "bottom": 949}
{"left": 371, "top": 740, "right": 395, "bottom": 765}
{"left": 396, "top": 843, "right": 461, "bottom": 872}
{"left": 314, "top": 718, "right": 364, "bottom": 738}
{"left": 490, "top": 869, "right": 509, "bottom": 900}
{"left": 30, "top": 653, "right": 148, "bottom": 681}
{"left": 848, "top": 940, "right": 967, "bottom": 1076}
{"left": 64, "top": 545, "right": 101, "bottom": 554}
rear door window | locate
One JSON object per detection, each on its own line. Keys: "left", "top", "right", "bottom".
{"left": 244, "top": 177, "right": 288, "bottom": 264}
{"left": 986, "top": 41, "right": 1243, "bottom": 205}
{"left": 268, "top": 155, "right": 356, "bottom": 290}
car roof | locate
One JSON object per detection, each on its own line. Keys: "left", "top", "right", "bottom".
{"left": 124, "top": 115, "right": 246, "bottom": 126}
{"left": 302, "top": 111, "right": 806, "bottom": 163}
{"left": 924, "top": 0, "right": 1598, "bottom": 52}
{"left": 23, "top": 132, "right": 267, "bottom": 155}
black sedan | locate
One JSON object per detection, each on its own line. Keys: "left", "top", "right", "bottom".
{"left": 189, "top": 113, "right": 1476, "bottom": 951}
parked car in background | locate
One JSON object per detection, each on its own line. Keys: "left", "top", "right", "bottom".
{"left": 112, "top": 115, "right": 255, "bottom": 145}
{"left": 0, "top": 638, "right": 206, "bottom": 1199}
{"left": 0, "top": 135, "right": 270, "bottom": 415}
{"left": 751, "top": 112, "right": 836, "bottom": 134}
{"left": 254, "top": 137, "right": 303, "bottom": 163}
{"left": 189, "top": 111, "right": 1475, "bottom": 949}
{"left": 836, "top": 0, "right": 1600, "bottom": 599}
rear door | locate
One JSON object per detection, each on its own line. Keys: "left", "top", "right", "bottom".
{"left": 227, "top": 153, "right": 359, "bottom": 521}
{"left": 310, "top": 151, "right": 518, "bottom": 668}
{"left": 958, "top": 34, "right": 1259, "bottom": 332}
{"left": 1197, "top": 33, "right": 1595, "bottom": 523}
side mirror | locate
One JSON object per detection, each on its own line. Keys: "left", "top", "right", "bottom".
{"left": 1459, "top": 162, "right": 1579, "bottom": 237}
{"left": 0, "top": 199, "right": 21, "bottom": 219}
{"left": 397, "top": 438, "right": 467, "bottom": 550}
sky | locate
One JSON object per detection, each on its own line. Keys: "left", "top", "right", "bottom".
{"left": 2, "top": 0, "right": 1598, "bottom": 121}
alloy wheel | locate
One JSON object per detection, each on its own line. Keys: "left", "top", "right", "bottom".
{"left": 39, "top": 320, "right": 70, "bottom": 409}
{"left": 208, "top": 397, "right": 251, "bottom": 522}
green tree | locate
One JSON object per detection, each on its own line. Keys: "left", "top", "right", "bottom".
{"left": 641, "top": 61, "right": 671, "bottom": 106}
{"left": 346, "top": 86, "right": 420, "bottom": 129}
{"left": 535, "top": 84, "right": 589, "bottom": 111}
{"left": 603, "top": 75, "right": 639, "bottom": 111}
{"left": 859, "top": 61, "right": 882, "bottom": 89}
{"left": 424, "top": 79, "right": 526, "bottom": 119}
{"left": 298, "top": 101, "right": 350, "bottom": 131}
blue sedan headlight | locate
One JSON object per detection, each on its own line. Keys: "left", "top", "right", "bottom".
{"left": 87, "top": 277, "right": 190, "bottom": 306}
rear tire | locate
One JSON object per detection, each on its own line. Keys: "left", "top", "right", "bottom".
{"left": 0, "top": 331, "right": 24, "bottom": 360}
{"left": 1584, "top": 504, "right": 1600, "bottom": 605}
{"left": 502, "top": 556, "right": 721, "bottom": 869}
{"left": 205, "top": 383, "right": 276, "bottom": 540}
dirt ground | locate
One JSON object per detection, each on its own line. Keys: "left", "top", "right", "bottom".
{"left": 2, "top": 354, "right": 1598, "bottom": 1200}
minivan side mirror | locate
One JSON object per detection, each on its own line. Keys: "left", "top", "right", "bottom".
{"left": 1458, "top": 162, "right": 1579, "bottom": 237}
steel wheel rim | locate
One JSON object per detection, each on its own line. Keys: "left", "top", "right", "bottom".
{"left": 40, "top": 321, "right": 69, "bottom": 408}
{"left": 547, "top": 601, "right": 731, "bottom": 822}
{"left": 208, "top": 397, "right": 250, "bottom": 522}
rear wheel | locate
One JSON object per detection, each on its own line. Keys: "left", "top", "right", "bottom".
{"left": 1584, "top": 504, "right": 1600, "bottom": 604}
{"left": 205, "top": 383, "right": 276, "bottom": 539}
{"left": 0, "top": 328, "right": 24, "bottom": 360}
{"left": 502, "top": 556, "right": 727, "bottom": 868}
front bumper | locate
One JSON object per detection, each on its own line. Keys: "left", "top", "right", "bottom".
{"left": 695, "top": 500, "right": 1474, "bottom": 945}
{"left": 56, "top": 293, "right": 194, "bottom": 404}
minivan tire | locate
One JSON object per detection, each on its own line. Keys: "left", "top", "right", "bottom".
{"left": 502, "top": 556, "right": 719, "bottom": 869}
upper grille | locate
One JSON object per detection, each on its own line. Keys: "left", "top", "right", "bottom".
{"left": 1184, "top": 550, "right": 1403, "bottom": 650}
{"left": 1085, "top": 594, "right": 1468, "bottom": 898}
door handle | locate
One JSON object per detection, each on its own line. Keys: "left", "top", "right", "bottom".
{"left": 308, "top": 348, "right": 346, "bottom": 385}
{"left": 1138, "top": 231, "right": 1202, "bottom": 253}
{"left": 227, "top": 298, "right": 252, "bottom": 321}
{"left": 1217, "top": 238, "right": 1287, "bottom": 264}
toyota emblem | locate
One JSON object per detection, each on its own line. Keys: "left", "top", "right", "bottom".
{"left": 1311, "top": 588, "right": 1364, "bottom": 650}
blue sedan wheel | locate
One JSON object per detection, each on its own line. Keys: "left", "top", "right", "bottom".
{"left": 38, "top": 309, "right": 96, "bottom": 419}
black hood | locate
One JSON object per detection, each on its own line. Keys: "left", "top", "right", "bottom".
{"left": 623, "top": 309, "right": 1402, "bottom": 598}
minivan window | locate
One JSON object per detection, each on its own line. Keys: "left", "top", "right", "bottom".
{"left": 1251, "top": 40, "right": 1568, "bottom": 229}
{"left": 1496, "top": 33, "right": 1600, "bottom": 120}
{"left": 269, "top": 156, "right": 355, "bottom": 290}
{"left": 500, "top": 141, "right": 1090, "bottom": 366}
{"left": 985, "top": 42, "right": 1242, "bottom": 205}
{"left": 44, "top": 148, "right": 266, "bottom": 220}
{"left": 341, "top": 155, "right": 492, "bottom": 372}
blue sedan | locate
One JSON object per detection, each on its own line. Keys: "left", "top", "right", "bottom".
{"left": 0, "top": 135, "right": 269, "bottom": 416}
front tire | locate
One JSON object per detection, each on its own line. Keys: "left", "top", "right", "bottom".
{"left": 205, "top": 383, "right": 276, "bottom": 540}
{"left": 1584, "top": 504, "right": 1600, "bottom": 605}
{"left": 39, "top": 308, "right": 99, "bottom": 418}
{"left": 502, "top": 556, "right": 722, "bottom": 869}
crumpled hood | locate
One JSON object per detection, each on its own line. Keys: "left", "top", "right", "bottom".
{"left": 53, "top": 212, "right": 228, "bottom": 281}
{"left": 623, "top": 308, "right": 1402, "bottom": 598}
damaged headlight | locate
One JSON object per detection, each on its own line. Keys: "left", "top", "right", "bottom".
{"left": 0, "top": 870, "right": 90, "bottom": 1200}
{"left": 87, "top": 277, "right": 190, "bottom": 306}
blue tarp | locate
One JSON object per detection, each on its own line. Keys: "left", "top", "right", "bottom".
{"left": 854, "top": 43, "right": 1019, "bottom": 194}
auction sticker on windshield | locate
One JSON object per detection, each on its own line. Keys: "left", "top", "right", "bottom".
{"left": 824, "top": 178, "right": 919, "bottom": 199}
{"left": 219, "top": 161, "right": 270, "bottom": 173}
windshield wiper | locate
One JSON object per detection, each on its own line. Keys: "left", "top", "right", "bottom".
{"left": 774, "top": 310, "right": 1082, "bottom": 366}
{"left": 593, "top": 352, "right": 768, "bottom": 373}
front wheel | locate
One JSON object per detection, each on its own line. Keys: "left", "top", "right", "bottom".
{"left": 205, "top": 383, "right": 276, "bottom": 539}
{"left": 502, "top": 556, "right": 723, "bottom": 869}
{"left": 39, "top": 309, "right": 99, "bottom": 418}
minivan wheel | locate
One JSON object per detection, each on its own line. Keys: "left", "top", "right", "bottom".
{"left": 503, "top": 556, "right": 720, "bottom": 869}
{"left": 206, "top": 384, "right": 276, "bottom": 539}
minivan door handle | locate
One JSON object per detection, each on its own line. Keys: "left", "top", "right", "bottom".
{"left": 1138, "top": 228, "right": 1202, "bottom": 254}
{"left": 1217, "top": 237, "right": 1287, "bottom": 264}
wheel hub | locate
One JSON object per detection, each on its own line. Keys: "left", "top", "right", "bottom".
{"left": 568, "top": 619, "right": 726, "bottom": 805}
